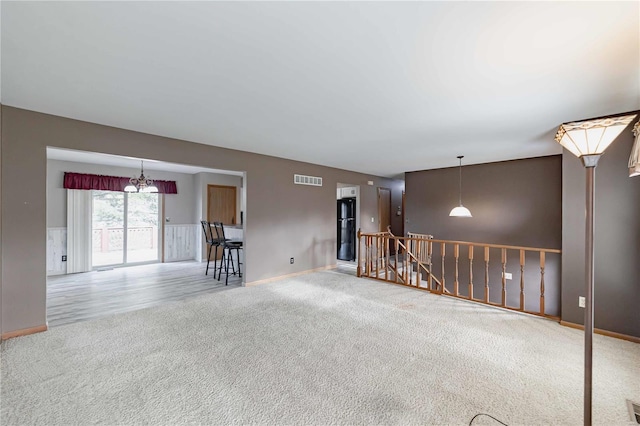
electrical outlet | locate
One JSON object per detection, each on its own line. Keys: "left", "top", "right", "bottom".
{"left": 290, "top": 257, "right": 294, "bottom": 264}
{"left": 371, "top": 217, "right": 375, "bottom": 223}
{"left": 578, "top": 296, "right": 586, "bottom": 308}
{"left": 62, "top": 255, "right": 67, "bottom": 262}
{"left": 502, "top": 272, "right": 512, "bottom": 280}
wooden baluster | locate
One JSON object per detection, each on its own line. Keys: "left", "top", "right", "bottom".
{"left": 357, "top": 229, "right": 362, "bottom": 277}
{"left": 365, "top": 236, "right": 370, "bottom": 276}
{"left": 369, "top": 237, "right": 373, "bottom": 276}
{"left": 380, "top": 236, "right": 384, "bottom": 276}
{"left": 416, "top": 238, "right": 422, "bottom": 288}
{"left": 402, "top": 238, "right": 411, "bottom": 285}
{"left": 379, "top": 235, "right": 387, "bottom": 281}
{"left": 405, "top": 239, "right": 409, "bottom": 284}
{"left": 394, "top": 238, "right": 399, "bottom": 283}
{"left": 454, "top": 244, "right": 459, "bottom": 296}
{"left": 384, "top": 236, "right": 389, "bottom": 281}
{"left": 540, "top": 251, "right": 546, "bottom": 316}
{"left": 468, "top": 245, "right": 474, "bottom": 300}
{"left": 519, "top": 249, "right": 525, "bottom": 311}
{"left": 372, "top": 236, "right": 376, "bottom": 278}
{"left": 375, "top": 236, "right": 380, "bottom": 278}
{"left": 379, "top": 236, "right": 382, "bottom": 277}
{"left": 484, "top": 247, "right": 490, "bottom": 303}
{"left": 370, "top": 236, "right": 374, "bottom": 276}
{"left": 501, "top": 248, "right": 507, "bottom": 307}
{"left": 370, "top": 236, "right": 374, "bottom": 277}
{"left": 408, "top": 238, "right": 413, "bottom": 285}
{"left": 441, "top": 242, "right": 446, "bottom": 294}
{"left": 388, "top": 237, "right": 392, "bottom": 281}
{"left": 427, "top": 241, "right": 433, "bottom": 291}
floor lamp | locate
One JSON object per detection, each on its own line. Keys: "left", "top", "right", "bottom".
{"left": 554, "top": 112, "right": 637, "bottom": 426}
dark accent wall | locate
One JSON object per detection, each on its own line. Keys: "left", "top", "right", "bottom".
{"left": 0, "top": 107, "right": 403, "bottom": 334}
{"left": 405, "top": 156, "right": 562, "bottom": 316}
{"left": 562, "top": 119, "right": 640, "bottom": 338}
{"left": 0, "top": 104, "right": 3, "bottom": 335}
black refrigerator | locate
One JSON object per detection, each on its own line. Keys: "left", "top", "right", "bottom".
{"left": 337, "top": 198, "right": 356, "bottom": 261}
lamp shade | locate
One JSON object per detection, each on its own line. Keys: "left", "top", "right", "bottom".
{"left": 449, "top": 205, "right": 472, "bottom": 217}
{"left": 630, "top": 121, "right": 640, "bottom": 177}
{"left": 554, "top": 114, "right": 637, "bottom": 158}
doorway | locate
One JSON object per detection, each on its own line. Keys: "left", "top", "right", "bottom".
{"left": 378, "top": 187, "right": 391, "bottom": 233}
{"left": 337, "top": 184, "right": 360, "bottom": 267}
{"left": 207, "top": 185, "right": 237, "bottom": 225}
{"left": 207, "top": 184, "right": 238, "bottom": 261}
{"left": 91, "top": 190, "right": 160, "bottom": 267}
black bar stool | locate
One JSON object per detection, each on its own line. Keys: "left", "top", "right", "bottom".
{"left": 213, "top": 222, "right": 243, "bottom": 285}
{"left": 200, "top": 220, "right": 221, "bottom": 276}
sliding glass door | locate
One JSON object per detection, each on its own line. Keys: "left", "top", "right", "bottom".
{"left": 126, "top": 193, "right": 160, "bottom": 263}
{"left": 92, "top": 191, "right": 160, "bottom": 267}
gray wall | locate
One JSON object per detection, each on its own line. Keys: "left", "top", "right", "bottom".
{"left": 405, "top": 156, "right": 562, "bottom": 316}
{"left": 47, "top": 159, "right": 197, "bottom": 228}
{"left": 562, "top": 119, "right": 640, "bottom": 338}
{"left": 1, "top": 107, "right": 403, "bottom": 334}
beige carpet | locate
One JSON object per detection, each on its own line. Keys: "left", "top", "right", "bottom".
{"left": 2, "top": 270, "right": 639, "bottom": 425}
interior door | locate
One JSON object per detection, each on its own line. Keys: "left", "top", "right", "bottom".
{"left": 378, "top": 187, "right": 391, "bottom": 233}
{"left": 207, "top": 185, "right": 237, "bottom": 260}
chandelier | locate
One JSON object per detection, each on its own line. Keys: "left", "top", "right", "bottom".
{"left": 124, "top": 161, "right": 158, "bottom": 193}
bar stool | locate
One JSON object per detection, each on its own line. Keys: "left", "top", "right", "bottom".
{"left": 200, "top": 220, "right": 221, "bottom": 275}
{"left": 213, "top": 222, "right": 243, "bottom": 285}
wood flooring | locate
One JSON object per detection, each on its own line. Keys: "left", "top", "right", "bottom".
{"left": 47, "top": 261, "right": 241, "bottom": 327}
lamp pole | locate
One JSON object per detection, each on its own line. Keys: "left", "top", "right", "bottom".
{"left": 554, "top": 113, "right": 637, "bottom": 426}
{"left": 582, "top": 155, "right": 599, "bottom": 426}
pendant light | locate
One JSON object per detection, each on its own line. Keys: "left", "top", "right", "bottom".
{"left": 124, "top": 161, "right": 158, "bottom": 193}
{"left": 449, "top": 155, "right": 472, "bottom": 217}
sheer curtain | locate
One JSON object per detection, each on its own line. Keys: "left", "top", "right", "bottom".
{"left": 66, "top": 189, "right": 92, "bottom": 273}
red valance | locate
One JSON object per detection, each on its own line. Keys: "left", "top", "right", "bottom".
{"left": 63, "top": 172, "right": 178, "bottom": 194}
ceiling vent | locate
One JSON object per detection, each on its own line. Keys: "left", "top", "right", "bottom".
{"left": 294, "top": 174, "right": 323, "bottom": 187}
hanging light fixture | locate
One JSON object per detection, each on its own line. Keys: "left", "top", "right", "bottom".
{"left": 555, "top": 112, "right": 636, "bottom": 426}
{"left": 449, "top": 155, "right": 472, "bottom": 217}
{"left": 629, "top": 121, "right": 640, "bottom": 177}
{"left": 124, "top": 161, "right": 158, "bottom": 193}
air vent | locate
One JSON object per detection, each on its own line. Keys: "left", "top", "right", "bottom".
{"left": 628, "top": 399, "right": 640, "bottom": 424}
{"left": 294, "top": 174, "right": 323, "bottom": 187}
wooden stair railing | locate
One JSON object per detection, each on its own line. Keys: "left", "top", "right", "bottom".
{"left": 357, "top": 229, "right": 445, "bottom": 292}
{"left": 357, "top": 229, "right": 561, "bottom": 320}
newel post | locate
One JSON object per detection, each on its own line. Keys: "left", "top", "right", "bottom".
{"left": 356, "top": 228, "right": 362, "bottom": 277}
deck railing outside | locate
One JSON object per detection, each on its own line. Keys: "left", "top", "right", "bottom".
{"left": 92, "top": 226, "right": 157, "bottom": 252}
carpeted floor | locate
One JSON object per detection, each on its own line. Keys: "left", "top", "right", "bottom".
{"left": 2, "top": 271, "right": 639, "bottom": 425}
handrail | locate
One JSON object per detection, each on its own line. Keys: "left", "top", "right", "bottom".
{"left": 357, "top": 229, "right": 561, "bottom": 320}
{"left": 420, "top": 237, "right": 561, "bottom": 254}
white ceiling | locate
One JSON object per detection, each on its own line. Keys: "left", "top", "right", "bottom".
{"left": 3, "top": 2, "right": 639, "bottom": 177}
